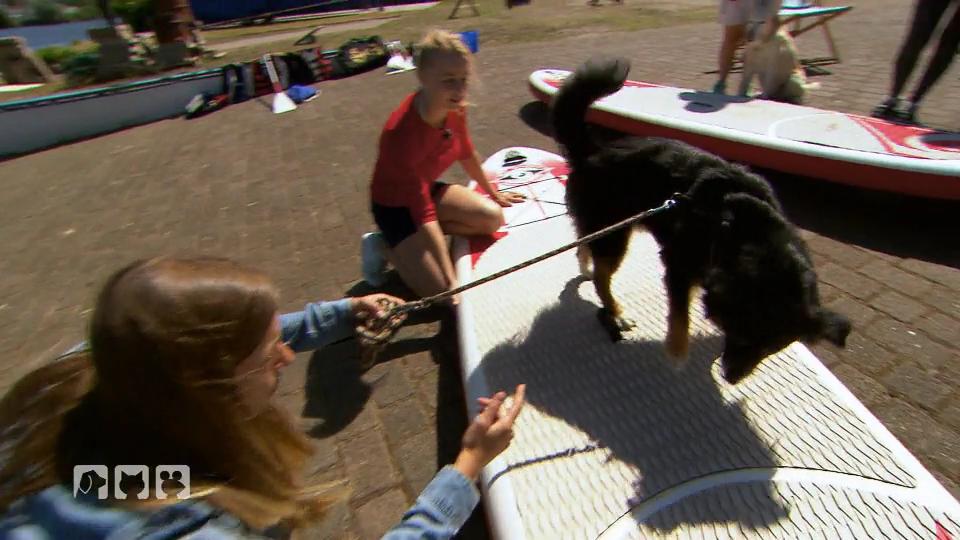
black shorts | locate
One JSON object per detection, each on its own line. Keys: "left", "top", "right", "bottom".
{"left": 372, "top": 182, "right": 451, "bottom": 248}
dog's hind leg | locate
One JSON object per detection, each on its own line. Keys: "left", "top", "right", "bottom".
{"left": 589, "top": 229, "right": 633, "bottom": 341}
{"left": 663, "top": 267, "right": 694, "bottom": 362}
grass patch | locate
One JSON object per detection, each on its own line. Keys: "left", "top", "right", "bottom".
{"left": 202, "top": 11, "right": 399, "bottom": 45}
{"left": 329, "top": 0, "right": 715, "bottom": 48}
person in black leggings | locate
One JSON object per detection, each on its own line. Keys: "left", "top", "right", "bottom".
{"left": 872, "top": 0, "right": 960, "bottom": 125}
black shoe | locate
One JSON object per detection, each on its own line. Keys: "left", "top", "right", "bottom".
{"left": 871, "top": 97, "right": 900, "bottom": 120}
{"left": 893, "top": 101, "right": 919, "bottom": 125}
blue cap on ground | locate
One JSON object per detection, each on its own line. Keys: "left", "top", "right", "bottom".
{"left": 286, "top": 85, "right": 318, "bottom": 104}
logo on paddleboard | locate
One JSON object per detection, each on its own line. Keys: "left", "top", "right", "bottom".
{"left": 497, "top": 166, "right": 568, "bottom": 189}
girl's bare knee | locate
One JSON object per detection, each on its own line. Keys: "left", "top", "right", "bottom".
{"left": 483, "top": 205, "right": 505, "bottom": 234}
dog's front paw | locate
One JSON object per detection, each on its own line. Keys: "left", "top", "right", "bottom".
{"left": 597, "top": 308, "right": 634, "bottom": 342}
{"left": 577, "top": 247, "right": 593, "bottom": 279}
{"left": 664, "top": 328, "right": 689, "bottom": 362}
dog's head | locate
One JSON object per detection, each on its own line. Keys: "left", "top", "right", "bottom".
{"left": 701, "top": 193, "right": 851, "bottom": 384}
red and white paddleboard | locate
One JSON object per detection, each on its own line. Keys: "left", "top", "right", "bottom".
{"left": 529, "top": 69, "right": 960, "bottom": 200}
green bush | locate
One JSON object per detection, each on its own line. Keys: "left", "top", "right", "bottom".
{"left": 65, "top": 4, "right": 103, "bottom": 21}
{"left": 63, "top": 51, "right": 99, "bottom": 85}
{"left": 0, "top": 8, "right": 16, "bottom": 28}
{"left": 111, "top": 0, "right": 154, "bottom": 32}
{"left": 37, "top": 45, "right": 78, "bottom": 72}
{"left": 36, "top": 42, "right": 99, "bottom": 73}
{"left": 23, "top": 0, "right": 66, "bottom": 25}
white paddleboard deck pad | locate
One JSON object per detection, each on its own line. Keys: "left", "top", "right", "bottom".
{"left": 454, "top": 147, "right": 960, "bottom": 539}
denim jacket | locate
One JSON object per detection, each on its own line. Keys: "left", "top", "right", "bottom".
{"left": 60, "top": 299, "right": 357, "bottom": 358}
{"left": 0, "top": 466, "right": 479, "bottom": 539}
{"left": 0, "top": 301, "right": 482, "bottom": 539}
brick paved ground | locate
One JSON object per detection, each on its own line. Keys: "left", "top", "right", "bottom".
{"left": 0, "top": 0, "right": 957, "bottom": 537}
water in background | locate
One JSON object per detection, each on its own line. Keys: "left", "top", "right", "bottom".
{"left": 0, "top": 19, "right": 108, "bottom": 49}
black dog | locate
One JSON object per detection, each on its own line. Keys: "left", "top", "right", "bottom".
{"left": 552, "top": 57, "right": 850, "bottom": 383}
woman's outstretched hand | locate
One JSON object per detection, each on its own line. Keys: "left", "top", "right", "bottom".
{"left": 454, "top": 384, "right": 527, "bottom": 481}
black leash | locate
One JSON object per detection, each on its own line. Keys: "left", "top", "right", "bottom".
{"left": 357, "top": 194, "right": 684, "bottom": 347}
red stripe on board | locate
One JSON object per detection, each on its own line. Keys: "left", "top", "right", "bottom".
{"left": 937, "top": 521, "right": 954, "bottom": 540}
{"left": 851, "top": 115, "right": 960, "bottom": 156}
{"left": 469, "top": 231, "right": 508, "bottom": 267}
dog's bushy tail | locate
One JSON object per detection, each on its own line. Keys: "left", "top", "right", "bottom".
{"left": 551, "top": 57, "right": 630, "bottom": 162}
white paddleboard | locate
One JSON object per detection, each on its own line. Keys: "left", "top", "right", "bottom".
{"left": 529, "top": 69, "right": 960, "bottom": 200}
{"left": 453, "top": 147, "right": 960, "bottom": 539}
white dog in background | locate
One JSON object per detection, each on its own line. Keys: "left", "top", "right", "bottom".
{"left": 739, "top": 29, "right": 818, "bottom": 104}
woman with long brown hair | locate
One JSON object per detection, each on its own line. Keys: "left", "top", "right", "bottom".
{"left": 0, "top": 256, "right": 525, "bottom": 539}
